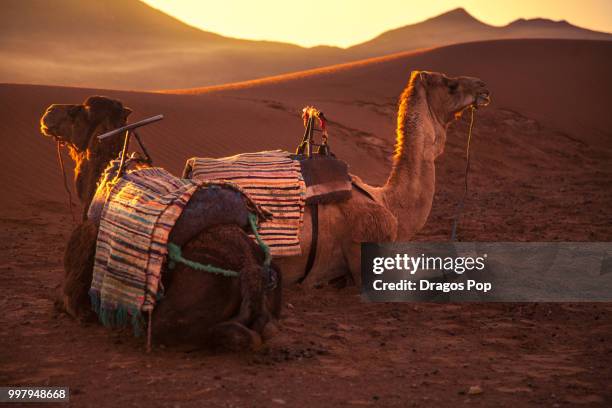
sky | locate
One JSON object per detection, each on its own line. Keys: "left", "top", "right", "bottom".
{"left": 142, "top": 0, "right": 612, "bottom": 48}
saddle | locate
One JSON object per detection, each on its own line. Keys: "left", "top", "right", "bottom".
{"left": 293, "top": 106, "right": 351, "bottom": 205}
{"left": 292, "top": 154, "right": 351, "bottom": 205}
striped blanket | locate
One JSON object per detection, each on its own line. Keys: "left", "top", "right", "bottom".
{"left": 184, "top": 150, "right": 306, "bottom": 257}
{"left": 90, "top": 167, "right": 200, "bottom": 330}
{"left": 89, "top": 166, "right": 264, "bottom": 332}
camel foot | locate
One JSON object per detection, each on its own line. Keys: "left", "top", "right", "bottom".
{"left": 53, "top": 294, "right": 78, "bottom": 318}
{"left": 53, "top": 294, "right": 66, "bottom": 314}
{"left": 55, "top": 294, "right": 95, "bottom": 323}
{"left": 261, "top": 320, "right": 280, "bottom": 341}
{"left": 209, "top": 322, "right": 263, "bottom": 352}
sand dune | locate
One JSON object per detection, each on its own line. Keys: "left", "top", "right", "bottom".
{"left": 1, "top": 39, "right": 610, "bottom": 242}
{"left": 175, "top": 39, "right": 612, "bottom": 148}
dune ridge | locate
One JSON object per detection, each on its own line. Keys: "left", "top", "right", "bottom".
{"left": 171, "top": 39, "right": 612, "bottom": 148}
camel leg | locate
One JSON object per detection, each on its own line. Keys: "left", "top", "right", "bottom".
{"left": 209, "top": 262, "right": 271, "bottom": 351}
{"left": 234, "top": 263, "right": 281, "bottom": 332}
{"left": 208, "top": 321, "right": 263, "bottom": 351}
{"left": 59, "top": 220, "right": 98, "bottom": 321}
{"left": 343, "top": 241, "right": 363, "bottom": 288}
{"left": 154, "top": 224, "right": 275, "bottom": 351}
{"left": 207, "top": 235, "right": 286, "bottom": 351}
{"left": 339, "top": 201, "right": 398, "bottom": 289}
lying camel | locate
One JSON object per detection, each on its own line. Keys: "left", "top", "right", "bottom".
{"left": 41, "top": 96, "right": 281, "bottom": 350}
{"left": 272, "top": 70, "right": 491, "bottom": 286}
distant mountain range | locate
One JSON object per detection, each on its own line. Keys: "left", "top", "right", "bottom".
{"left": 348, "top": 8, "right": 611, "bottom": 57}
{"left": 1, "top": 0, "right": 610, "bottom": 90}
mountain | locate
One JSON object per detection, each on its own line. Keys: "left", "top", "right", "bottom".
{"left": 348, "top": 8, "right": 496, "bottom": 57}
{"left": 347, "top": 8, "right": 612, "bottom": 58}
{"left": 0, "top": 0, "right": 342, "bottom": 90}
{"left": 1, "top": 2, "right": 610, "bottom": 90}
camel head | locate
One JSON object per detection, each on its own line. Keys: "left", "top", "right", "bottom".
{"left": 40, "top": 95, "right": 132, "bottom": 157}
{"left": 416, "top": 71, "right": 490, "bottom": 125}
{"left": 40, "top": 96, "right": 133, "bottom": 215}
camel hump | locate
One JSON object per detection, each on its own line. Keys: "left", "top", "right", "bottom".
{"left": 169, "top": 187, "right": 251, "bottom": 246}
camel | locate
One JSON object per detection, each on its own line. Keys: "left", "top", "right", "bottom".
{"left": 274, "top": 70, "right": 490, "bottom": 286}
{"left": 41, "top": 96, "right": 281, "bottom": 350}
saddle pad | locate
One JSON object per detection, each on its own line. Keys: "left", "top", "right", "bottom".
{"left": 184, "top": 150, "right": 306, "bottom": 257}
{"left": 90, "top": 167, "right": 202, "bottom": 330}
{"left": 294, "top": 155, "right": 352, "bottom": 204}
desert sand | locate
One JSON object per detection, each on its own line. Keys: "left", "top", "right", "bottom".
{"left": 1, "top": 39, "right": 611, "bottom": 406}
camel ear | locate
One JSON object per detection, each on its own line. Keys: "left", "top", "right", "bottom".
{"left": 418, "top": 71, "right": 430, "bottom": 85}
{"left": 122, "top": 107, "right": 132, "bottom": 121}
{"left": 68, "top": 105, "right": 85, "bottom": 118}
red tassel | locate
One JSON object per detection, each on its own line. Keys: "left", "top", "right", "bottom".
{"left": 302, "top": 107, "right": 310, "bottom": 127}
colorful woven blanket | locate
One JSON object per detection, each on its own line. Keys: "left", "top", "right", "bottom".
{"left": 90, "top": 167, "right": 201, "bottom": 330}
{"left": 184, "top": 150, "right": 306, "bottom": 257}
{"left": 89, "top": 165, "right": 266, "bottom": 333}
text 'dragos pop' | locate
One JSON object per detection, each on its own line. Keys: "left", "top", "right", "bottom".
{"left": 361, "top": 242, "right": 612, "bottom": 302}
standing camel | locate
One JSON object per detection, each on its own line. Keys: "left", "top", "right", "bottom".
{"left": 274, "top": 70, "right": 490, "bottom": 286}
{"left": 41, "top": 96, "right": 281, "bottom": 350}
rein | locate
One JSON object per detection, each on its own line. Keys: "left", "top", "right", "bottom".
{"left": 56, "top": 141, "right": 77, "bottom": 223}
{"left": 450, "top": 105, "right": 476, "bottom": 241}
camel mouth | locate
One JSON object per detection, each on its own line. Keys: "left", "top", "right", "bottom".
{"left": 475, "top": 91, "right": 491, "bottom": 107}
{"left": 40, "top": 123, "right": 70, "bottom": 145}
{"left": 40, "top": 123, "right": 56, "bottom": 138}
{"left": 40, "top": 124, "right": 60, "bottom": 139}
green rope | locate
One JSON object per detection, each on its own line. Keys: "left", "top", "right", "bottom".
{"left": 166, "top": 212, "right": 271, "bottom": 278}
{"left": 167, "top": 242, "right": 239, "bottom": 277}
{"left": 248, "top": 212, "right": 272, "bottom": 269}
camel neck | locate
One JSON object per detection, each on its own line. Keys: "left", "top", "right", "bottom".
{"left": 70, "top": 132, "right": 123, "bottom": 215}
{"left": 382, "top": 83, "right": 442, "bottom": 240}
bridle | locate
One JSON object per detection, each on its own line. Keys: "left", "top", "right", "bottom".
{"left": 450, "top": 104, "right": 478, "bottom": 241}
{"left": 418, "top": 76, "right": 485, "bottom": 240}
{"left": 52, "top": 115, "right": 104, "bottom": 224}
{"left": 54, "top": 113, "right": 159, "bottom": 224}
{"left": 56, "top": 141, "right": 77, "bottom": 224}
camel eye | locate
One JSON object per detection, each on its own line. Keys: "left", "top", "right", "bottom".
{"left": 449, "top": 81, "right": 459, "bottom": 93}
{"left": 68, "top": 106, "right": 83, "bottom": 118}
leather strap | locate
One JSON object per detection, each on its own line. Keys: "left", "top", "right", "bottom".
{"left": 298, "top": 204, "right": 318, "bottom": 284}
{"left": 299, "top": 181, "right": 374, "bottom": 284}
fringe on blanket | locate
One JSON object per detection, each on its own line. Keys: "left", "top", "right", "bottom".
{"left": 89, "top": 292, "right": 145, "bottom": 336}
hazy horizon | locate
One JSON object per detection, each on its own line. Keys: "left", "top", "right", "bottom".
{"left": 142, "top": 0, "right": 612, "bottom": 47}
